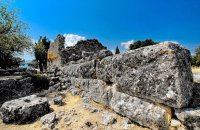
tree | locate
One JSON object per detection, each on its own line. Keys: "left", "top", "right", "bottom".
{"left": 129, "top": 39, "right": 158, "bottom": 50}
{"left": 0, "top": 46, "right": 24, "bottom": 68}
{"left": 192, "top": 45, "right": 200, "bottom": 66}
{"left": 34, "top": 36, "right": 50, "bottom": 72}
{"left": 0, "top": 1, "right": 32, "bottom": 68}
{"left": 0, "top": 2, "right": 31, "bottom": 52}
{"left": 115, "top": 46, "right": 120, "bottom": 54}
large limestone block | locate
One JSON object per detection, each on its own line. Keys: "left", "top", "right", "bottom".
{"left": 69, "top": 77, "right": 172, "bottom": 129}
{"left": 69, "top": 77, "right": 112, "bottom": 106}
{"left": 175, "top": 107, "right": 200, "bottom": 130}
{"left": 69, "top": 77, "right": 90, "bottom": 92}
{"left": 98, "top": 49, "right": 113, "bottom": 59}
{"left": 190, "top": 82, "right": 200, "bottom": 107}
{"left": 0, "top": 95, "right": 50, "bottom": 124}
{"left": 88, "top": 79, "right": 112, "bottom": 106}
{"left": 110, "top": 91, "right": 172, "bottom": 129}
{"left": 62, "top": 60, "right": 96, "bottom": 79}
{"left": 96, "top": 43, "right": 193, "bottom": 108}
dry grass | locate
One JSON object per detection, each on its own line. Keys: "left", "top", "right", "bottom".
{"left": 192, "top": 66, "right": 200, "bottom": 74}
{"left": 48, "top": 52, "right": 59, "bottom": 61}
{"left": 0, "top": 92, "right": 149, "bottom": 130}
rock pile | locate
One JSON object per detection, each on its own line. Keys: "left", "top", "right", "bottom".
{"left": 55, "top": 43, "right": 196, "bottom": 129}
{"left": 60, "top": 39, "right": 110, "bottom": 64}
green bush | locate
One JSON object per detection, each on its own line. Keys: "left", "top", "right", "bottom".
{"left": 129, "top": 39, "right": 158, "bottom": 50}
{"left": 192, "top": 45, "right": 200, "bottom": 66}
{"left": 31, "top": 74, "right": 49, "bottom": 91}
{"left": 0, "top": 2, "right": 31, "bottom": 68}
{"left": 0, "top": 46, "right": 24, "bottom": 68}
{"left": 34, "top": 36, "right": 50, "bottom": 72}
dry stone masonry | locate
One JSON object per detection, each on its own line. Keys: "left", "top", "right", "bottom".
{"left": 61, "top": 39, "right": 108, "bottom": 64}
{"left": 58, "top": 42, "right": 197, "bottom": 129}
{"left": 0, "top": 75, "right": 49, "bottom": 105}
{"left": 0, "top": 40, "right": 198, "bottom": 129}
{"left": 96, "top": 43, "right": 193, "bottom": 108}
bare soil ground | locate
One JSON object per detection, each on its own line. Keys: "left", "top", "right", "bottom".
{"left": 0, "top": 92, "right": 149, "bottom": 130}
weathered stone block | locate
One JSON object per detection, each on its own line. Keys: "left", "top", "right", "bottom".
{"left": 190, "top": 82, "right": 200, "bottom": 107}
{"left": 68, "top": 77, "right": 173, "bottom": 129}
{"left": 0, "top": 95, "right": 50, "bottom": 124}
{"left": 88, "top": 79, "right": 112, "bottom": 106}
{"left": 69, "top": 77, "right": 90, "bottom": 92}
{"left": 98, "top": 49, "right": 113, "bottom": 59}
{"left": 110, "top": 91, "right": 172, "bottom": 129}
{"left": 175, "top": 107, "right": 200, "bottom": 130}
{"left": 96, "top": 43, "right": 193, "bottom": 108}
{"left": 102, "top": 112, "right": 117, "bottom": 125}
{"left": 62, "top": 60, "right": 96, "bottom": 79}
{"left": 69, "top": 77, "right": 112, "bottom": 106}
{"left": 40, "top": 112, "right": 58, "bottom": 129}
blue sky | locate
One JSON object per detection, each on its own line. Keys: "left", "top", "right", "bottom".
{"left": 12, "top": 0, "right": 200, "bottom": 60}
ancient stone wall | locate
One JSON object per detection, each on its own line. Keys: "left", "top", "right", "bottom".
{"left": 48, "top": 34, "right": 65, "bottom": 67}
{"left": 0, "top": 75, "right": 49, "bottom": 106}
{"left": 58, "top": 43, "right": 198, "bottom": 129}
{"left": 60, "top": 39, "right": 107, "bottom": 64}
{"left": 48, "top": 35, "right": 110, "bottom": 69}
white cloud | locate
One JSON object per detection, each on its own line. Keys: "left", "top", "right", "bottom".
{"left": 159, "top": 41, "right": 180, "bottom": 44}
{"left": 50, "top": 39, "right": 54, "bottom": 42}
{"left": 31, "top": 39, "right": 37, "bottom": 44}
{"left": 110, "top": 49, "right": 115, "bottom": 54}
{"left": 121, "top": 40, "right": 134, "bottom": 49}
{"left": 63, "top": 34, "right": 86, "bottom": 47}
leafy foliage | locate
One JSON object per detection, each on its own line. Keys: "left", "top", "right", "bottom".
{"left": 192, "top": 46, "right": 200, "bottom": 66}
{"left": 34, "top": 36, "right": 50, "bottom": 72}
{"left": 0, "top": 46, "right": 24, "bottom": 68}
{"left": 0, "top": 3, "right": 31, "bottom": 52}
{"left": 129, "top": 39, "right": 158, "bottom": 50}
{"left": 0, "top": 2, "right": 32, "bottom": 68}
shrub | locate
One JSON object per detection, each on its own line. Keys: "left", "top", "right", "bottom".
{"left": 192, "top": 46, "right": 200, "bottom": 67}
{"left": 31, "top": 74, "right": 49, "bottom": 91}
{"left": 129, "top": 39, "right": 158, "bottom": 50}
{"left": 34, "top": 36, "right": 50, "bottom": 72}
{"left": 48, "top": 52, "right": 59, "bottom": 63}
{"left": 0, "top": 46, "right": 24, "bottom": 68}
